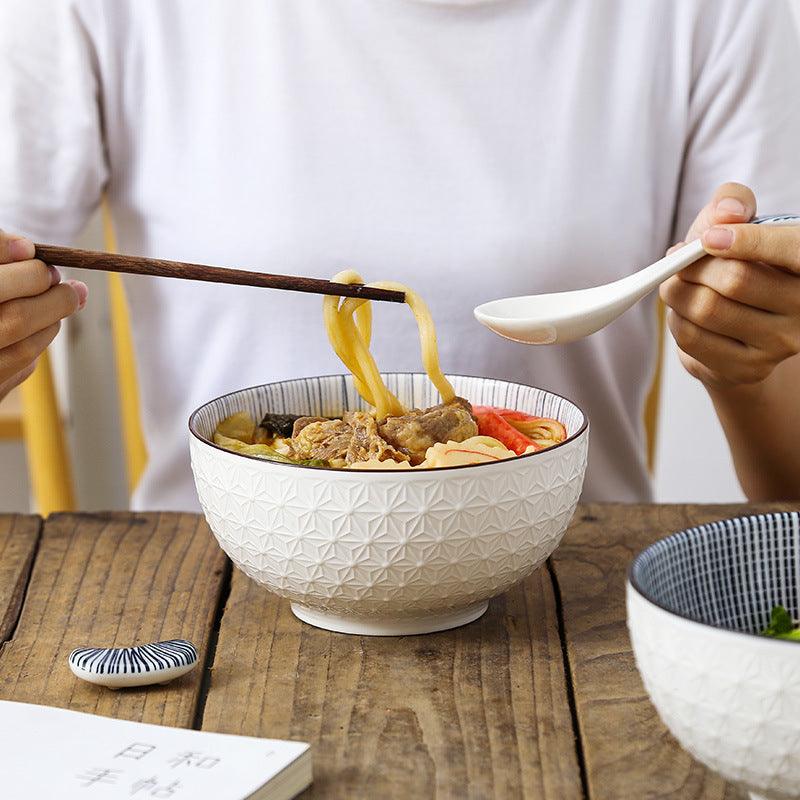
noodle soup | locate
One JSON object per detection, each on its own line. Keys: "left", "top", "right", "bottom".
{"left": 189, "top": 373, "right": 589, "bottom": 635}
{"left": 190, "top": 276, "right": 588, "bottom": 634}
{"left": 213, "top": 272, "right": 568, "bottom": 470}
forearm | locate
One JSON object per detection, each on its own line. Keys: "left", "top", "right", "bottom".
{"left": 708, "top": 356, "right": 800, "bottom": 501}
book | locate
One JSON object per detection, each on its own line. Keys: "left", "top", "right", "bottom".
{"left": 0, "top": 700, "right": 311, "bottom": 800}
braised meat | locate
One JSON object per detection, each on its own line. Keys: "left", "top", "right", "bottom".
{"left": 291, "top": 419, "right": 352, "bottom": 467}
{"left": 378, "top": 397, "right": 478, "bottom": 465}
{"left": 291, "top": 413, "right": 409, "bottom": 467}
{"left": 290, "top": 399, "right": 477, "bottom": 467}
{"left": 343, "top": 411, "right": 410, "bottom": 465}
{"left": 292, "top": 417, "right": 330, "bottom": 438}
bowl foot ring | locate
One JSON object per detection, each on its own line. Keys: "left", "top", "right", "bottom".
{"left": 290, "top": 601, "right": 489, "bottom": 636}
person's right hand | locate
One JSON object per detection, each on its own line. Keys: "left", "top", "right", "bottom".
{"left": 0, "top": 230, "right": 87, "bottom": 401}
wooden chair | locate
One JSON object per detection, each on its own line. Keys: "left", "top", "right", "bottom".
{"left": 645, "top": 301, "right": 666, "bottom": 471}
{"left": 0, "top": 387, "right": 23, "bottom": 441}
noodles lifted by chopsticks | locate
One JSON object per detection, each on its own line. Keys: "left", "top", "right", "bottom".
{"left": 324, "top": 270, "right": 456, "bottom": 420}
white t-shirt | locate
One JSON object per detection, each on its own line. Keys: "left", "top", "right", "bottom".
{"left": 2, "top": 1, "right": 800, "bottom": 509}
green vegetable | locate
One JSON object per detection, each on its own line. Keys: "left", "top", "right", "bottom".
{"left": 251, "top": 449, "right": 328, "bottom": 468}
{"left": 761, "top": 605, "right": 800, "bottom": 640}
{"left": 214, "top": 432, "right": 328, "bottom": 467}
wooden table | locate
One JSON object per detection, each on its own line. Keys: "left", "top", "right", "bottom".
{"left": 1, "top": 504, "right": 787, "bottom": 799}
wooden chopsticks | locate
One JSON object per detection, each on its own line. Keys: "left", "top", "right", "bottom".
{"left": 33, "top": 244, "right": 406, "bottom": 303}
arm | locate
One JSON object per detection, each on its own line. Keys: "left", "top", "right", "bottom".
{"left": 700, "top": 219, "right": 800, "bottom": 500}
{"left": 708, "top": 358, "right": 800, "bottom": 501}
{"left": 660, "top": 184, "right": 800, "bottom": 500}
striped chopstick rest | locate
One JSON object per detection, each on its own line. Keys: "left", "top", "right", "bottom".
{"left": 68, "top": 639, "right": 198, "bottom": 689}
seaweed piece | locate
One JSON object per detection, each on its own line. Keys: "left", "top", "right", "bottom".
{"left": 258, "top": 412, "right": 303, "bottom": 438}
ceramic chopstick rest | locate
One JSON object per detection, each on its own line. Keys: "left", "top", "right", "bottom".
{"left": 68, "top": 639, "right": 198, "bottom": 689}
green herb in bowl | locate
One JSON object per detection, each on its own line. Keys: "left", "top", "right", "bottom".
{"left": 761, "top": 605, "right": 800, "bottom": 640}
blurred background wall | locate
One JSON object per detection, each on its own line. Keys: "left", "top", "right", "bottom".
{"left": 2, "top": 2, "right": 799, "bottom": 512}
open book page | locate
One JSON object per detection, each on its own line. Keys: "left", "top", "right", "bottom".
{"left": 0, "top": 701, "right": 311, "bottom": 800}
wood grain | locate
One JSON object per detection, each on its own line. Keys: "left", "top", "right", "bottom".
{"left": 201, "top": 568, "right": 582, "bottom": 799}
{"left": 3, "top": 505, "right": 791, "bottom": 797}
{"left": 33, "top": 244, "right": 406, "bottom": 303}
{"left": 0, "top": 516, "right": 41, "bottom": 644}
{"left": 550, "top": 503, "right": 797, "bottom": 800}
{"left": 0, "top": 513, "right": 227, "bottom": 727}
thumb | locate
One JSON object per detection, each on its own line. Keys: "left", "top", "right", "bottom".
{"left": 0, "top": 229, "right": 35, "bottom": 264}
{"left": 685, "top": 182, "right": 757, "bottom": 242}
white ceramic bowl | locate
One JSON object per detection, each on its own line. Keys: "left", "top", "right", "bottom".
{"left": 190, "top": 373, "right": 588, "bottom": 635}
{"left": 627, "top": 513, "right": 800, "bottom": 800}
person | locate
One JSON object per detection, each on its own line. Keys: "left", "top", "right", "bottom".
{"left": 1, "top": 0, "right": 799, "bottom": 509}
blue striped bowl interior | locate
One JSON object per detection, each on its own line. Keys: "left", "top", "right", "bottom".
{"left": 630, "top": 513, "right": 800, "bottom": 635}
{"left": 69, "top": 640, "right": 198, "bottom": 676}
{"left": 189, "top": 373, "right": 586, "bottom": 452}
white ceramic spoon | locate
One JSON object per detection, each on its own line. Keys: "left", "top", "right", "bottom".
{"left": 474, "top": 214, "right": 800, "bottom": 345}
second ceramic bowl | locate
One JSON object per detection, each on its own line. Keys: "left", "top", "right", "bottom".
{"left": 628, "top": 512, "right": 800, "bottom": 800}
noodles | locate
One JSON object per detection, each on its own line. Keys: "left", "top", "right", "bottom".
{"left": 363, "top": 281, "right": 455, "bottom": 406}
{"left": 323, "top": 270, "right": 376, "bottom": 404}
{"left": 211, "top": 272, "right": 569, "bottom": 472}
{"left": 325, "top": 271, "right": 456, "bottom": 419}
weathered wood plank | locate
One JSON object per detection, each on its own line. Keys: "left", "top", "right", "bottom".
{"left": 0, "top": 516, "right": 41, "bottom": 644}
{"left": 201, "top": 568, "right": 583, "bottom": 799}
{"left": 0, "top": 512, "right": 227, "bottom": 727}
{"left": 551, "top": 503, "right": 797, "bottom": 800}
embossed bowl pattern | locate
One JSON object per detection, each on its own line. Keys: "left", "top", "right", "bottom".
{"left": 627, "top": 513, "right": 800, "bottom": 800}
{"left": 190, "top": 374, "right": 588, "bottom": 635}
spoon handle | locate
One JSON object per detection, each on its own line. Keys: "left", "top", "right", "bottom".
{"left": 613, "top": 240, "right": 706, "bottom": 301}
{"left": 752, "top": 213, "right": 800, "bottom": 226}
{"left": 614, "top": 213, "right": 800, "bottom": 302}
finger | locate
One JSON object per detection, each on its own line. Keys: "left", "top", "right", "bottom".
{"left": 709, "top": 182, "right": 756, "bottom": 224}
{"left": 660, "top": 276, "right": 780, "bottom": 347}
{"left": 685, "top": 182, "right": 756, "bottom": 242}
{"left": 666, "top": 309, "right": 767, "bottom": 383}
{"left": 0, "top": 258, "right": 60, "bottom": 303}
{"left": 702, "top": 224, "right": 800, "bottom": 274}
{"left": 675, "top": 256, "right": 799, "bottom": 314}
{"left": 0, "top": 322, "right": 60, "bottom": 379}
{"left": 0, "top": 230, "right": 35, "bottom": 264}
{"left": 0, "top": 280, "right": 86, "bottom": 348}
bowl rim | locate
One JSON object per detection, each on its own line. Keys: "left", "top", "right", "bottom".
{"left": 188, "top": 371, "right": 589, "bottom": 475}
{"left": 627, "top": 512, "right": 800, "bottom": 649}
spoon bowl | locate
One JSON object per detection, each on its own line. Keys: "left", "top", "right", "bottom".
{"left": 475, "top": 215, "right": 800, "bottom": 345}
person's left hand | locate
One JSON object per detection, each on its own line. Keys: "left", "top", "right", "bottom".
{"left": 659, "top": 182, "right": 800, "bottom": 391}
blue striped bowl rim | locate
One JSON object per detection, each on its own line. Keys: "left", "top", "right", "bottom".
{"left": 628, "top": 512, "right": 800, "bottom": 646}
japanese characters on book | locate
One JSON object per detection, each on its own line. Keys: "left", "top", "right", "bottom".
{"left": 0, "top": 701, "right": 311, "bottom": 800}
